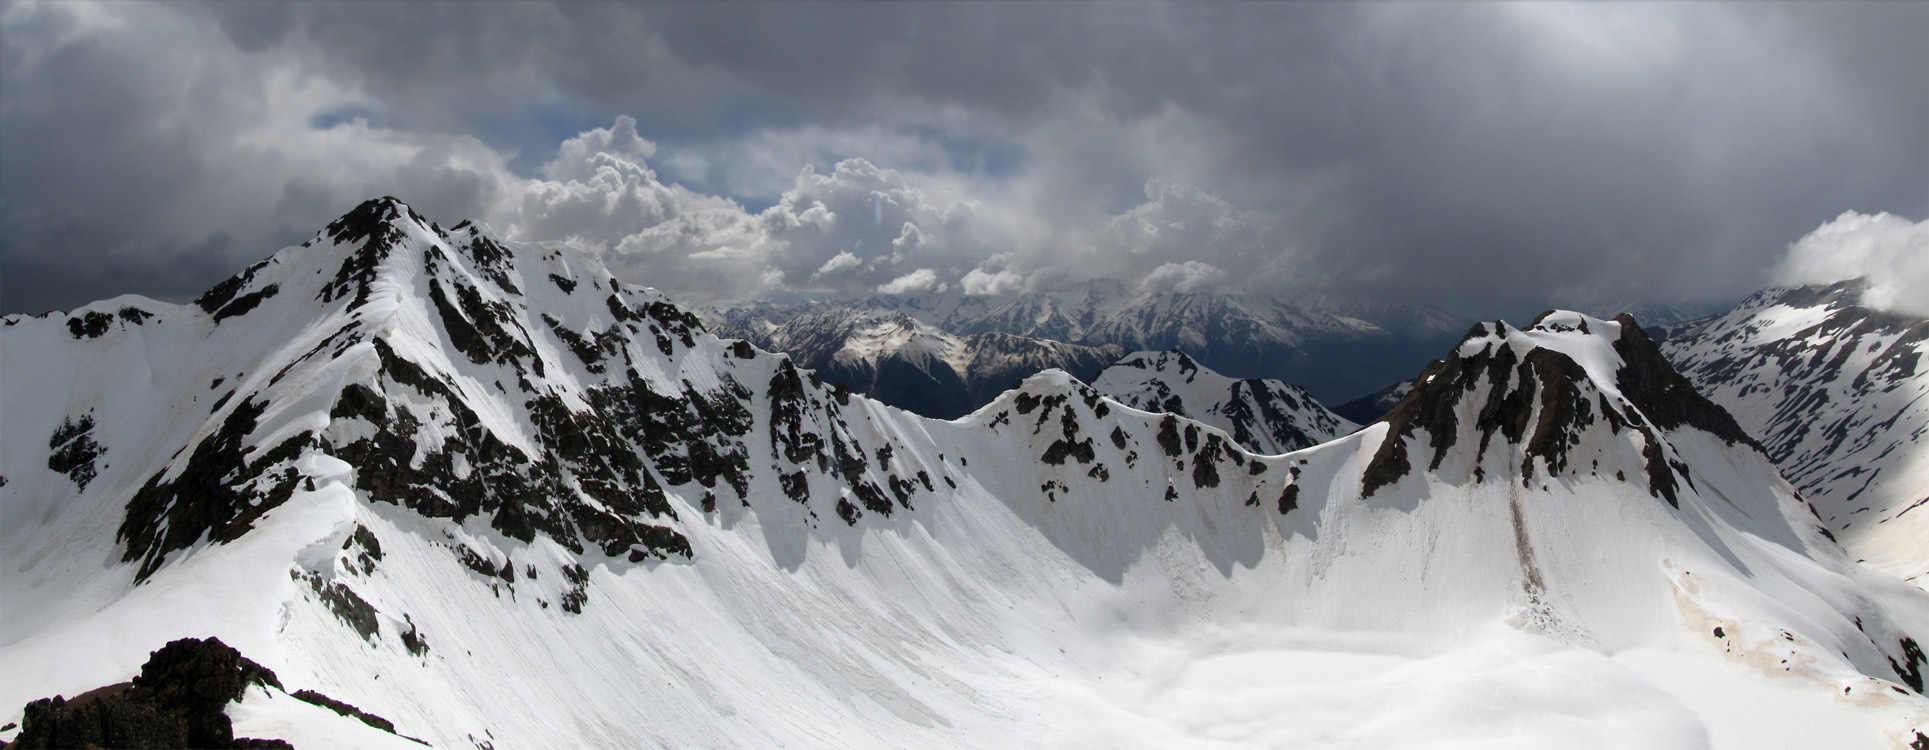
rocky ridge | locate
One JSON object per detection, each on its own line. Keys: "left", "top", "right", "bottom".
{"left": 1091, "top": 349, "right": 1356, "bottom": 454}
{"left": 1662, "top": 281, "right": 1929, "bottom": 587}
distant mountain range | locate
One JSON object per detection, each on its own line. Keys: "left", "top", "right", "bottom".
{"left": 1661, "top": 280, "right": 1929, "bottom": 590}
{"left": 703, "top": 306, "right": 1123, "bottom": 419}
{"left": 707, "top": 281, "right": 1465, "bottom": 416}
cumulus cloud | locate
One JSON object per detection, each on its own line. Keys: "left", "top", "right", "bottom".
{"left": 961, "top": 265, "right": 1028, "bottom": 296}
{"left": 1139, "top": 261, "right": 1229, "bottom": 294}
{"left": 876, "top": 268, "right": 942, "bottom": 296}
{"left": 483, "top": 122, "right": 1017, "bottom": 302}
{"left": 1774, "top": 211, "right": 1929, "bottom": 316}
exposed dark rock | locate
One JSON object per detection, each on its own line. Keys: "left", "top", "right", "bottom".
{"left": 1610, "top": 315, "right": 1762, "bottom": 452}
{"left": 47, "top": 413, "right": 106, "bottom": 492}
{"left": 1041, "top": 438, "right": 1096, "bottom": 466}
{"left": 326, "top": 339, "right": 697, "bottom": 574}
{"left": 560, "top": 564, "right": 590, "bottom": 614}
{"left": 291, "top": 689, "right": 395, "bottom": 732}
{"left": 1157, "top": 415, "right": 1184, "bottom": 458}
{"left": 1892, "top": 637, "right": 1926, "bottom": 694}
{"left": 1191, "top": 435, "right": 1225, "bottom": 489}
{"left": 428, "top": 277, "right": 542, "bottom": 377}
{"left": 120, "top": 397, "right": 317, "bottom": 581}
{"left": 10, "top": 637, "right": 284, "bottom": 750}
{"left": 318, "top": 198, "right": 411, "bottom": 306}
{"left": 66, "top": 311, "right": 113, "bottom": 339}
{"left": 211, "top": 284, "right": 280, "bottom": 323}
{"left": 196, "top": 259, "right": 271, "bottom": 315}
{"left": 344, "top": 524, "right": 383, "bottom": 575}
{"left": 399, "top": 616, "right": 429, "bottom": 657}
{"left": 300, "top": 572, "right": 379, "bottom": 641}
{"left": 1359, "top": 315, "right": 1743, "bottom": 505}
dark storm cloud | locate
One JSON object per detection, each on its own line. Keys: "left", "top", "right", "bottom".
{"left": 3, "top": 1, "right": 1923, "bottom": 318}
{"left": 639, "top": 2, "right": 1928, "bottom": 313}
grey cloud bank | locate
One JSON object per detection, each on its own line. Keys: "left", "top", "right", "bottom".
{"left": 2, "top": 1, "right": 1923, "bottom": 319}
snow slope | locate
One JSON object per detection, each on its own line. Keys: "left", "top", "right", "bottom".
{"left": 4, "top": 201, "right": 1928, "bottom": 748}
{"left": 1662, "top": 281, "right": 1929, "bottom": 589}
{"left": 1092, "top": 349, "right": 1357, "bottom": 454}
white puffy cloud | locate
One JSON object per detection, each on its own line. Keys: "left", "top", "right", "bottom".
{"left": 876, "top": 268, "right": 942, "bottom": 296}
{"left": 813, "top": 251, "right": 862, "bottom": 278}
{"left": 1138, "top": 260, "right": 1229, "bottom": 294}
{"left": 961, "top": 266, "right": 1028, "bottom": 296}
{"left": 755, "top": 159, "right": 941, "bottom": 286}
{"left": 494, "top": 121, "right": 1291, "bottom": 304}
{"left": 497, "top": 116, "right": 776, "bottom": 299}
{"left": 490, "top": 125, "right": 1015, "bottom": 301}
{"left": 1774, "top": 211, "right": 1929, "bottom": 316}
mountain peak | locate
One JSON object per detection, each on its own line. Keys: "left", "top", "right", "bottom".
{"left": 1092, "top": 348, "right": 1355, "bottom": 454}
{"left": 1361, "top": 310, "right": 1758, "bottom": 504}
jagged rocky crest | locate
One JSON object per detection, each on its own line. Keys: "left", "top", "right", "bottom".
{"left": 119, "top": 199, "right": 718, "bottom": 582}
{"left": 10, "top": 637, "right": 286, "bottom": 749}
{"left": 104, "top": 198, "right": 986, "bottom": 607}
{"left": 1361, "top": 311, "right": 1762, "bottom": 505}
{"left": 1091, "top": 349, "right": 1355, "bottom": 454}
{"left": 10, "top": 637, "right": 422, "bottom": 749}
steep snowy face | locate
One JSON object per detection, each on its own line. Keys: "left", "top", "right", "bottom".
{"left": 3, "top": 196, "right": 782, "bottom": 588}
{"left": 1661, "top": 281, "right": 1929, "bottom": 586}
{"left": 1361, "top": 311, "right": 1763, "bottom": 505}
{"left": 1091, "top": 349, "right": 1356, "bottom": 454}
{"left": 708, "top": 306, "right": 1122, "bottom": 419}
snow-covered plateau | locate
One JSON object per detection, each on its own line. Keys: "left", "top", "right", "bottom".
{"left": 3, "top": 198, "right": 1927, "bottom": 749}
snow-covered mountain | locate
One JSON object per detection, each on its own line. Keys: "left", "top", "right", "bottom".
{"left": 1333, "top": 377, "right": 1415, "bottom": 424}
{"left": 1091, "top": 350, "right": 1356, "bottom": 454}
{"left": 1584, "top": 299, "right": 1739, "bottom": 328}
{"left": 706, "top": 306, "right": 1123, "bottom": 419}
{"left": 1661, "top": 280, "right": 1929, "bottom": 590}
{"left": 5, "top": 199, "right": 1929, "bottom": 748}
{"left": 712, "top": 281, "right": 1464, "bottom": 405}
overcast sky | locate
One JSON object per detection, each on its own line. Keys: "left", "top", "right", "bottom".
{"left": 2, "top": 1, "right": 1924, "bottom": 319}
